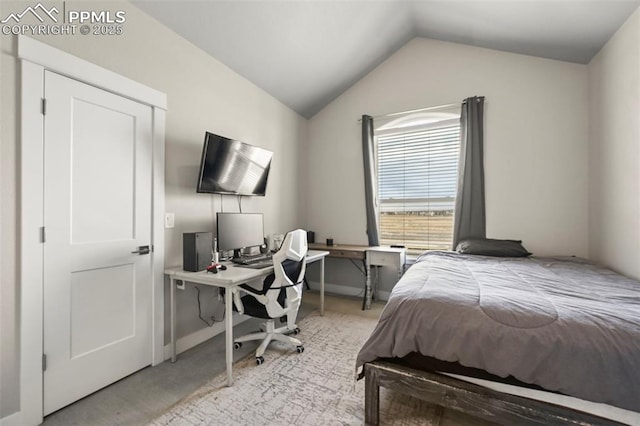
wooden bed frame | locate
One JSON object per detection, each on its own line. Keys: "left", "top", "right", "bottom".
{"left": 364, "top": 361, "right": 625, "bottom": 426}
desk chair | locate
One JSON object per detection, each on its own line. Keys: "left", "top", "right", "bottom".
{"left": 232, "top": 229, "right": 308, "bottom": 365}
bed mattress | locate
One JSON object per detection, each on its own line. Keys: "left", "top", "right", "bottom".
{"left": 356, "top": 251, "right": 640, "bottom": 412}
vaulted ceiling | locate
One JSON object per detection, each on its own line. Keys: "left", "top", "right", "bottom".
{"left": 134, "top": 1, "right": 640, "bottom": 118}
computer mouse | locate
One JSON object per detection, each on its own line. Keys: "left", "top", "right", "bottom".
{"left": 219, "top": 264, "right": 227, "bottom": 271}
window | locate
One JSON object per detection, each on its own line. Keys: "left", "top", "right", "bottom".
{"left": 376, "top": 113, "right": 460, "bottom": 253}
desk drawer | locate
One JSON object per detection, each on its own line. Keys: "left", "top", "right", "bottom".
{"left": 368, "top": 251, "right": 402, "bottom": 268}
{"left": 329, "top": 249, "right": 365, "bottom": 260}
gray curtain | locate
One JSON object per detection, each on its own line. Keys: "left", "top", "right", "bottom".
{"left": 361, "top": 114, "right": 380, "bottom": 246}
{"left": 452, "top": 96, "right": 486, "bottom": 248}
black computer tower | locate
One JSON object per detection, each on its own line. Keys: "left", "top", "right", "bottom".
{"left": 183, "top": 232, "right": 213, "bottom": 272}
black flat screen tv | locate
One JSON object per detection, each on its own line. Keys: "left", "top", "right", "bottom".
{"left": 196, "top": 132, "right": 273, "bottom": 196}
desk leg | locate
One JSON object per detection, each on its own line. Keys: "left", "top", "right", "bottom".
{"left": 363, "top": 255, "right": 372, "bottom": 310}
{"left": 224, "top": 287, "right": 233, "bottom": 386}
{"left": 170, "top": 277, "right": 176, "bottom": 363}
{"left": 320, "top": 257, "right": 325, "bottom": 316}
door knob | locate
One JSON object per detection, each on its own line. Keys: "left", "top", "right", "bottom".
{"left": 131, "top": 245, "right": 151, "bottom": 255}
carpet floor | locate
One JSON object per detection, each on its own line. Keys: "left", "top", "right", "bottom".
{"left": 150, "top": 310, "right": 442, "bottom": 426}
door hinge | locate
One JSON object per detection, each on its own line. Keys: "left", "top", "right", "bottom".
{"left": 41, "top": 98, "right": 46, "bottom": 115}
{"left": 42, "top": 354, "right": 47, "bottom": 371}
{"left": 40, "top": 226, "right": 46, "bottom": 243}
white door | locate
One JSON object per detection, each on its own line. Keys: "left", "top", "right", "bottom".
{"left": 43, "top": 71, "right": 153, "bottom": 415}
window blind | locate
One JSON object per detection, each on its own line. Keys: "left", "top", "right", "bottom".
{"left": 377, "top": 124, "right": 460, "bottom": 251}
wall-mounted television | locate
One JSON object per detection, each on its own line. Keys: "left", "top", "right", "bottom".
{"left": 196, "top": 132, "right": 273, "bottom": 196}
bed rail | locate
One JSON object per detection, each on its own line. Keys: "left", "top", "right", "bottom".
{"left": 364, "top": 361, "right": 625, "bottom": 426}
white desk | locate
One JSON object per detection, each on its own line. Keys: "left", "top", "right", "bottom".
{"left": 165, "top": 250, "right": 329, "bottom": 386}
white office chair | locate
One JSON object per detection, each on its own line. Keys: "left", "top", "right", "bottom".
{"left": 232, "top": 229, "right": 308, "bottom": 365}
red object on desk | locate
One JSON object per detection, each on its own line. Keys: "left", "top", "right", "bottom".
{"left": 206, "top": 263, "right": 227, "bottom": 273}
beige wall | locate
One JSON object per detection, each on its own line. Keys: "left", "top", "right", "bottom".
{"left": 0, "top": 1, "right": 306, "bottom": 418}
{"left": 588, "top": 8, "right": 640, "bottom": 280}
{"left": 305, "top": 37, "right": 589, "bottom": 262}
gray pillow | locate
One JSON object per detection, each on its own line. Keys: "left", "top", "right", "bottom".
{"left": 456, "top": 238, "right": 531, "bottom": 257}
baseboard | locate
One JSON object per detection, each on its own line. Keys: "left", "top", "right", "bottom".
{"left": 306, "top": 281, "right": 390, "bottom": 302}
{"left": 0, "top": 410, "right": 23, "bottom": 426}
{"left": 375, "top": 290, "right": 391, "bottom": 302}
{"left": 163, "top": 314, "right": 250, "bottom": 360}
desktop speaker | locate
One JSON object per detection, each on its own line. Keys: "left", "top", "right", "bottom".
{"left": 183, "top": 232, "right": 213, "bottom": 272}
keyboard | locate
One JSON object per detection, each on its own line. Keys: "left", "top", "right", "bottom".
{"left": 239, "top": 260, "right": 274, "bottom": 269}
{"left": 231, "top": 253, "right": 272, "bottom": 265}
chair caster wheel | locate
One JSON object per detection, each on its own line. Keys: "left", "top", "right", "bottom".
{"left": 256, "top": 356, "right": 265, "bottom": 365}
{"left": 293, "top": 327, "right": 301, "bottom": 335}
{"left": 234, "top": 342, "right": 242, "bottom": 350}
{"left": 296, "top": 345, "right": 304, "bottom": 353}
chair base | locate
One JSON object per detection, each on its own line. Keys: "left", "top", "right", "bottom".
{"left": 234, "top": 319, "right": 302, "bottom": 359}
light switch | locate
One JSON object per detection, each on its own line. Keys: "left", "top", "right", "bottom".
{"left": 165, "top": 213, "right": 175, "bottom": 228}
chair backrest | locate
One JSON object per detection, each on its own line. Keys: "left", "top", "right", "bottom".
{"left": 263, "top": 229, "right": 308, "bottom": 320}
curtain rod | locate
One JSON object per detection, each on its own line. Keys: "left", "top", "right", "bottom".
{"left": 356, "top": 97, "right": 485, "bottom": 123}
{"left": 357, "top": 102, "right": 460, "bottom": 123}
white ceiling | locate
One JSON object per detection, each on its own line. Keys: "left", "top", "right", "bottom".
{"left": 134, "top": 0, "right": 640, "bottom": 118}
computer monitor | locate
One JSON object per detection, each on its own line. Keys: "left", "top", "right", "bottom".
{"left": 216, "top": 212, "right": 264, "bottom": 258}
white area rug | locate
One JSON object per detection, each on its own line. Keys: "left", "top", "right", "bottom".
{"left": 151, "top": 310, "right": 439, "bottom": 425}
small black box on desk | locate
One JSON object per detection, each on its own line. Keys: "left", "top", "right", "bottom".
{"left": 183, "top": 232, "right": 212, "bottom": 272}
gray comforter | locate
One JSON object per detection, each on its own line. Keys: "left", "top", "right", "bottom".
{"left": 356, "top": 251, "right": 640, "bottom": 412}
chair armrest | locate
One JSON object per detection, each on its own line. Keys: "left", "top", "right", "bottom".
{"left": 236, "top": 283, "right": 269, "bottom": 306}
{"left": 238, "top": 283, "right": 263, "bottom": 295}
{"left": 231, "top": 288, "right": 244, "bottom": 315}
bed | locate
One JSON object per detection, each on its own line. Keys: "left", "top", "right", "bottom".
{"left": 356, "top": 249, "right": 640, "bottom": 425}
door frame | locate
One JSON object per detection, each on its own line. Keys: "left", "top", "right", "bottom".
{"left": 18, "top": 36, "right": 167, "bottom": 426}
